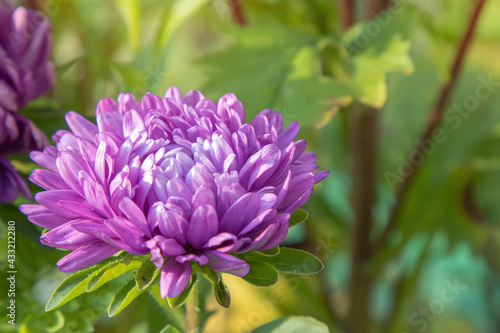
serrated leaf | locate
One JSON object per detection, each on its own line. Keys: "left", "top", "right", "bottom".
{"left": 167, "top": 275, "right": 196, "bottom": 308}
{"left": 214, "top": 278, "right": 230, "bottom": 308}
{"left": 159, "top": 325, "right": 182, "bottom": 333}
{"left": 45, "top": 258, "right": 116, "bottom": 311}
{"left": 342, "top": 18, "right": 414, "bottom": 108}
{"left": 135, "top": 260, "right": 159, "bottom": 290}
{"left": 200, "top": 265, "right": 220, "bottom": 284}
{"left": 245, "top": 248, "right": 324, "bottom": 275}
{"left": 289, "top": 209, "right": 309, "bottom": 228}
{"left": 242, "top": 261, "right": 279, "bottom": 287}
{"left": 249, "top": 316, "right": 329, "bottom": 333}
{"left": 108, "top": 278, "right": 144, "bottom": 317}
{"left": 87, "top": 259, "right": 142, "bottom": 292}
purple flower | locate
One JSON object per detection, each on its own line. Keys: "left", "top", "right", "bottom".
{"left": 0, "top": 0, "right": 55, "bottom": 113}
{"left": 21, "top": 87, "right": 328, "bottom": 298}
{"left": 0, "top": 108, "right": 46, "bottom": 202}
{"left": 0, "top": 0, "right": 54, "bottom": 202}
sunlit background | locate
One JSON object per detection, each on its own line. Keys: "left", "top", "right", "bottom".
{"left": 1, "top": 0, "right": 500, "bottom": 332}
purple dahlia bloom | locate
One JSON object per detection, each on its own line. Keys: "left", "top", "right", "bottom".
{"left": 21, "top": 87, "right": 328, "bottom": 298}
{"left": 0, "top": 0, "right": 55, "bottom": 113}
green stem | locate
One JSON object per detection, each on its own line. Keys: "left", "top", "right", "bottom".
{"left": 185, "top": 285, "right": 199, "bottom": 332}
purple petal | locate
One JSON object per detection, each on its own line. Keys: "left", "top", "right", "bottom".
{"left": 160, "top": 258, "right": 192, "bottom": 298}
{"left": 175, "top": 253, "right": 209, "bottom": 265}
{"left": 219, "top": 192, "right": 259, "bottom": 234}
{"left": 118, "top": 197, "right": 151, "bottom": 237}
{"left": 206, "top": 251, "right": 250, "bottom": 277}
{"left": 41, "top": 220, "right": 96, "bottom": 250}
{"left": 57, "top": 241, "right": 119, "bottom": 272}
{"left": 277, "top": 121, "right": 300, "bottom": 149}
{"left": 187, "top": 204, "right": 218, "bottom": 249}
{"left": 65, "top": 111, "right": 98, "bottom": 141}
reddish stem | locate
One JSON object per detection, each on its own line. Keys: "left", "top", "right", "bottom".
{"left": 338, "top": 0, "right": 355, "bottom": 30}
{"left": 377, "top": 0, "right": 488, "bottom": 248}
{"left": 229, "top": 0, "right": 247, "bottom": 26}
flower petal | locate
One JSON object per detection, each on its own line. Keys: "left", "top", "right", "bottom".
{"left": 160, "top": 258, "right": 192, "bottom": 298}
{"left": 57, "top": 241, "right": 119, "bottom": 272}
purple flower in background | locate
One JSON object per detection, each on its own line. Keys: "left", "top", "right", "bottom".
{"left": 0, "top": 0, "right": 55, "bottom": 113}
{"left": 0, "top": 0, "right": 53, "bottom": 202}
{"left": 21, "top": 87, "right": 328, "bottom": 298}
{"left": 0, "top": 108, "right": 46, "bottom": 202}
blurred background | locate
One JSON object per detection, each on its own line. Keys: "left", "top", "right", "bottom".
{"left": 1, "top": 0, "right": 500, "bottom": 332}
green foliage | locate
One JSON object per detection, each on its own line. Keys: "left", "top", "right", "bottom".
{"left": 135, "top": 260, "right": 159, "bottom": 290}
{"left": 244, "top": 248, "right": 324, "bottom": 275}
{"left": 289, "top": 209, "right": 309, "bottom": 228}
{"left": 159, "top": 325, "right": 182, "bottom": 333}
{"left": 249, "top": 316, "right": 330, "bottom": 333}
{"left": 3, "top": 0, "right": 500, "bottom": 332}
{"left": 108, "top": 279, "right": 145, "bottom": 316}
{"left": 242, "top": 261, "right": 279, "bottom": 287}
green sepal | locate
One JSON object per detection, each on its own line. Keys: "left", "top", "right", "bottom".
{"left": 213, "top": 277, "right": 230, "bottom": 308}
{"left": 200, "top": 265, "right": 220, "bottom": 284}
{"left": 288, "top": 209, "right": 309, "bottom": 228}
{"left": 135, "top": 260, "right": 159, "bottom": 290}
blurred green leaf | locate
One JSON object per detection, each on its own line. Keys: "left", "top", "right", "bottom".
{"left": 156, "top": 0, "right": 210, "bottom": 52}
{"left": 342, "top": 19, "right": 414, "bottom": 108}
{"left": 245, "top": 248, "right": 324, "bottom": 275}
{"left": 242, "top": 261, "right": 279, "bottom": 287}
{"left": 159, "top": 325, "right": 182, "bottom": 333}
{"left": 114, "top": 0, "right": 141, "bottom": 50}
{"left": 249, "top": 316, "right": 330, "bottom": 333}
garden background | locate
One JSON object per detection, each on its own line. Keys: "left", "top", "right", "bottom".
{"left": 1, "top": 0, "right": 500, "bottom": 332}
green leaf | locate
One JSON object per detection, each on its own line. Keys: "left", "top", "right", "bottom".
{"left": 87, "top": 259, "right": 142, "bottom": 292}
{"left": 258, "top": 246, "right": 281, "bottom": 256}
{"left": 245, "top": 248, "right": 324, "bottom": 275}
{"left": 200, "top": 265, "right": 220, "bottom": 284}
{"left": 108, "top": 279, "right": 144, "bottom": 317}
{"left": 114, "top": 0, "right": 141, "bottom": 50}
{"left": 159, "top": 325, "right": 182, "bottom": 333}
{"left": 135, "top": 260, "right": 159, "bottom": 290}
{"left": 119, "top": 252, "right": 133, "bottom": 265}
{"left": 249, "top": 316, "right": 329, "bottom": 333}
{"left": 155, "top": 0, "right": 210, "bottom": 52}
{"left": 342, "top": 18, "right": 414, "bottom": 108}
{"left": 289, "top": 209, "right": 309, "bottom": 228}
{"left": 242, "top": 262, "right": 279, "bottom": 287}
{"left": 167, "top": 275, "right": 196, "bottom": 308}
{"left": 45, "top": 257, "right": 117, "bottom": 311}
{"left": 213, "top": 278, "right": 231, "bottom": 308}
